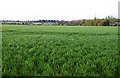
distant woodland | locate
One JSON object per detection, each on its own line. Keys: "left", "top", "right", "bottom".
{"left": 1, "top": 16, "right": 119, "bottom": 26}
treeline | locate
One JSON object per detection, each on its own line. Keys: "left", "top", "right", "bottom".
{"left": 1, "top": 16, "right": 119, "bottom": 26}
{"left": 67, "top": 16, "right": 118, "bottom": 26}
{"left": 1, "top": 20, "right": 67, "bottom": 26}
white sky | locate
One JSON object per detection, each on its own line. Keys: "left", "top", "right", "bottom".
{"left": 0, "top": 0, "right": 119, "bottom": 21}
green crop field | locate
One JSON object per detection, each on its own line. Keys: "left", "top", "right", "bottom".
{"left": 0, "top": 25, "right": 2, "bottom": 77}
{"left": 2, "top": 25, "right": 119, "bottom": 76}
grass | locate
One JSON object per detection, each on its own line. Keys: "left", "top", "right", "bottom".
{"left": 2, "top": 25, "right": 119, "bottom": 76}
{"left": 0, "top": 25, "right": 2, "bottom": 77}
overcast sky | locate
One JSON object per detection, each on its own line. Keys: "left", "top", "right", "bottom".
{"left": 0, "top": 0, "right": 119, "bottom": 21}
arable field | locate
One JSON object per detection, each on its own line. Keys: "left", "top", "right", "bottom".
{"left": 2, "top": 25, "right": 119, "bottom": 76}
{"left": 0, "top": 26, "right": 2, "bottom": 77}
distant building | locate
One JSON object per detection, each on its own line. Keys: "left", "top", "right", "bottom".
{"left": 112, "top": 22, "right": 120, "bottom": 26}
{"left": 0, "top": 20, "right": 66, "bottom": 26}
